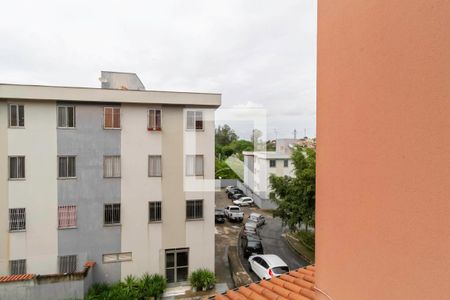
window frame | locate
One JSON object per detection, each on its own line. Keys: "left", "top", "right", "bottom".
{"left": 186, "top": 110, "right": 204, "bottom": 131}
{"left": 186, "top": 199, "right": 203, "bottom": 220}
{"left": 284, "top": 159, "right": 289, "bottom": 167}
{"left": 148, "top": 109, "right": 162, "bottom": 131}
{"left": 59, "top": 255, "right": 77, "bottom": 274}
{"left": 148, "top": 155, "right": 162, "bottom": 177}
{"left": 102, "top": 252, "right": 132, "bottom": 263}
{"left": 103, "top": 107, "right": 121, "bottom": 129}
{"left": 57, "top": 105, "right": 76, "bottom": 129}
{"left": 149, "top": 201, "right": 162, "bottom": 223}
{"left": 104, "top": 203, "right": 121, "bottom": 226}
{"left": 58, "top": 205, "right": 77, "bottom": 229}
{"left": 9, "top": 208, "right": 26, "bottom": 232}
{"left": 103, "top": 155, "right": 121, "bottom": 178}
{"left": 185, "top": 155, "right": 204, "bottom": 176}
{"left": 165, "top": 248, "right": 189, "bottom": 284}
{"left": 8, "top": 156, "right": 25, "bottom": 180}
{"left": 269, "top": 159, "right": 276, "bottom": 168}
{"left": 8, "top": 104, "right": 25, "bottom": 128}
{"left": 58, "top": 156, "right": 77, "bottom": 179}
{"left": 9, "top": 259, "right": 26, "bottom": 275}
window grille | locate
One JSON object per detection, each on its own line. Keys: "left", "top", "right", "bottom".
{"left": 58, "top": 206, "right": 77, "bottom": 228}
{"left": 59, "top": 255, "right": 77, "bottom": 273}
{"left": 9, "top": 259, "right": 26, "bottom": 275}
{"left": 104, "top": 156, "right": 121, "bottom": 178}
{"left": 186, "top": 200, "right": 203, "bottom": 220}
{"left": 186, "top": 111, "right": 203, "bottom": 130}
{"left": 9, "top": 104, "right": 24, "bottom": 127}
{"left": 9, "top": 208, "right": 26, "bottom": 231}
{"left": 104, "top": 204, "right": 121, "bottom": 225}
{"left": 148, "top": 155, "right": 162, "bottom": 177}
{"left": 149, "top": 201, "right": 162, "bottom": 222}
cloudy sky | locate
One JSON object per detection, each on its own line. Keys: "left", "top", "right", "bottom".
{"left": 0, "top": 0, "right": 316, "bottom": 140}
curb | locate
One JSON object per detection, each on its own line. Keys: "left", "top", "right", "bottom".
{"left": 283, "top": 233, "right": 314, "bottom": 265}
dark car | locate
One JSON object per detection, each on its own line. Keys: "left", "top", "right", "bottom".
{"left": 232, "top": 193, "right": 244, "bottom": 200}
{"left": 215, "top": 209, "right": 226, "bottom": 224}
{"left": 228, "top": 189, "right": 243, "bottom": 199}
{"left": 241, "top": 235, "right": 264, "bottom": 258}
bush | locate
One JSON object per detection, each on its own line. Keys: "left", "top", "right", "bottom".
{"left": 85, "top": 273, "right": 167, "bottom": 300}
{"left": 189, "top": 269, "right": 216, "bottom": 291}
{"left": 297, "top": 229, "right": 315, "bottom": 250}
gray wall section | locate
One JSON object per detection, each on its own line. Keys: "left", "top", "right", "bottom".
{"left": 57, "top": 103, "right": 121, "bottom": 283}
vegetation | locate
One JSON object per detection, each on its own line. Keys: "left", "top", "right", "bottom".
{"left": 189, "top": 269, "right": 216, "bottom": 291}
{"left": 85, "top": 273, "right": 166, "bottom": 300}
{"left": 269, "top": 146, "right": 316, "bottom": 248}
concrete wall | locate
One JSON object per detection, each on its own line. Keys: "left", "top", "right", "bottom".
{"left": 317, "top": 1, "right": 450, "bottom": 299}
{"left": 8, "top": 100, "right": 58, "bottom": 275}
{"left": 57, "top": 103, "right": 121, "bottom": 283}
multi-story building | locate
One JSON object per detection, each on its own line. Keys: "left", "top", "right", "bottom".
{"left": 0, "top": 72, "right": 220, "bottom": 285}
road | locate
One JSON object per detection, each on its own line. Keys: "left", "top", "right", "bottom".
{"left": 215, "top": 189, "right": 309, "bottom": 284}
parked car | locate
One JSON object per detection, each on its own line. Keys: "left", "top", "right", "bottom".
{"left": 233, "top": 196, "right": 254, "bottom": 207}
{"left": 248, "top": 213, "right": 265, "bottom": 226}
{"left": 241, "top": 235, "right": 264, "bottom": 258}
{"left": 215, "top": 209, "right": 226, "bottom": 224}
{"left": 225, "top": 186, "right": 236, "bottom": 194}
{"left": 224, "top": 205, "right": 244, "bottom": 222}
{"left": 248, "top": 255, "right": 289, "bottom": 280}
{"left": 228, "top": 189, "right": 243, "bottom": 199}
{"left": 242, "top": 221, "right": 258, "bottom": 237}
{"left": 231, "top": 193, "right": 244, "bottom": 200}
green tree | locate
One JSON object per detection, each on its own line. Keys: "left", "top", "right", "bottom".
{"left": 269, "top": 146, "right": 316, "bottom": 230}
{"left": 215, "top": 124, "right": 238, "bottom": 146}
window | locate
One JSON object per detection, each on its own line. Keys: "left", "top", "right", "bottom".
{"left": 58, "top": 156, "right": 76, "bottom": 178}
{"left": 103, "top": 252, "right": 132, "bottom": 263}
{"left": 9, "top": 259, "right": 26, "bottom": 275}
{"left": 149, "top": 201, "right": 162, "bottom": 222}
{"left": 165, "top": 248, "right": 189, "bottom": 283}
{"left": 59, "top": 255, "right": 77, "bottom": 273}
{"left": 104, "top": 156, "right": 121, "bottom": 178}
{"left": 269, "top": 160, "right": 276, "bottom": 168}
{"left": 57, "top": 106, "right": 76, "bottom": 128}
{"left": 186, "top": 200, "right": 203, "bottom": 220}
{"left": 9, "top": 156, "right": 25, "bottom": 179}
{"left": 148, "top": 155, "right": 162, "bottom": 177}
{"left": 148, "top": 109, "right": 162, "bottom": 130}
{"left": 104, "top": 107, "right": 121, "bottom": 129}
{"left": 58, "top": 206, "right": 77, "bottom": 228}
{"left": 186, "top": 111, "right": 203, "bottom": 130}
{"left": 186, "top": 155, "right": 203, "bottom": 176}
{"left": 9, "top": 208, "right": 26, "bottom": 231}
{"left": 104, "top": 204, "right": 121, "bottom": 225}
{"left": 8, "top": 104, "right": 24, "bottom": 127}
{"left": 284, "top": 159, "right": 289, "bottom": 167}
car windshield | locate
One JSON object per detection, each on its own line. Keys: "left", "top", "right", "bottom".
{"left": 215, "top": 211, "right": 225, "bottom": 216}
{"left": 272, "top": 266, "right": 289, "bottom": 274}
{"left": 247, "top": 241, "right": 262, "bottom": 249}
{"left": 230, "top": 207, "right": 240, "bottom": 211}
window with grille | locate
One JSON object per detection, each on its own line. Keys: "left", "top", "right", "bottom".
{"left": 58, "top": 206, "right": 77, "bottom": 228}
{"left": 59, "top": 255, "right": 77, "bottom": 273}
{"left": 104, "top": 156, "right": 121, "bottom": 178}
{"left": 104, "top": 204, "right": 120, "bottom": 225}
{"left": 8, "top": 104, "right": 24, "bottom": 128}
{"left": 186, "top": 155, "right": 204, "bottom": 176}
{"left": 103, "top": 252, "right": 132, "bottom": 263}
{"left": 269, "top": 160, "right": 276, "bottom": 168}
{"left": 148, "top": 109, "right": 162, "bottom": 130}
{"left": 148, "top": 155, "right": 162, "bottom": 177}
{"left": 186, "top": 111, "right": 203, "bottom": 130}
{"left": 284, "top": 159, "right": 289, "bottom": 167}
{"left": 104, "top": 107, "right": 121, "bottom": 129}
{"left": 57, "top": 106, "right": 76, "bottom": 128}
{"left": 58, "top": 156, "right": 76, "bottom": 178}
{"left": 186, "top": 200, "right": 203, "bottom": 220}
{"left": 165, "top": 248, "right": 189, "bottom": 283}
{"left": 149, "top": 201, "right": 162, "bottom": 222}
{"left": 9, "top": 259, "right": 26, "bottom": 275}
{"left": 9, "top": 156, "right": 25, "bottom": 179}
{"left": 9, "top": 208, "right": 26, "bottom": 231}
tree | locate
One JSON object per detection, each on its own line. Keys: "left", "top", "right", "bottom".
{"left": 269, "top": 146, "right": 316, "bottom": 230}
{"left": 215, "top": 124, "right": 238, "bottom": 146}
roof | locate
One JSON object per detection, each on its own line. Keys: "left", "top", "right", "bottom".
{"left": 0, "top": 83, "right": 221, "bottom": 107}
{"left": 209, "top": 266, "right": 316, "bottom": 300}
{"left": 0, "top": 274, "right": 34, "bottom": 283}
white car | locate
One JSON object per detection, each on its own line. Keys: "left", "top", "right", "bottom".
{"left": 248, "top": 254, "right": 289, "bottom": 280}
{"left": 233, "top": 197, "right": 254, "bottom": 207}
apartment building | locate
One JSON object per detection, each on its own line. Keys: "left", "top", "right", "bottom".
{"left": 0, "top": 72, "right": 220, "bottom": 285}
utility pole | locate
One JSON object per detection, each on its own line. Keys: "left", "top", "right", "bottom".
{"left": 294, "top": 129, "right": 297, "bottom": 139}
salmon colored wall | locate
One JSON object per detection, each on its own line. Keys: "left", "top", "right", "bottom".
{"left": 316, "top": 1, "right": 450, "bottom": 299}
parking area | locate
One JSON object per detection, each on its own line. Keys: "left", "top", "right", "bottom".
{"left": 215, "top": 188, "right": 309, "bottom": 285}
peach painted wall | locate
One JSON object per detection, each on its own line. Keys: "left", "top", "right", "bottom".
{"left": 316, "top": 1, "right": 450, "bottom": 299}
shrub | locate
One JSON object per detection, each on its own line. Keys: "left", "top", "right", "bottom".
{"left": 189, "top": 269, "right": 216, "bottom": 291}
{"left": 138, "top": 273, "right": 167, "bottom": 299}
{"left": 297, "top": 229, "right": 315, "bottom": 250}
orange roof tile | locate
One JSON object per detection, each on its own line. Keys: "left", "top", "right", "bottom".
{"left": 0, "top": 274, "right": 34, "bottom": 283}
{"left": 84, "top": 261, "right": 96, "bottom": 268}
{"left": 209, "top": 266, "right": 316, "bottom": 300}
